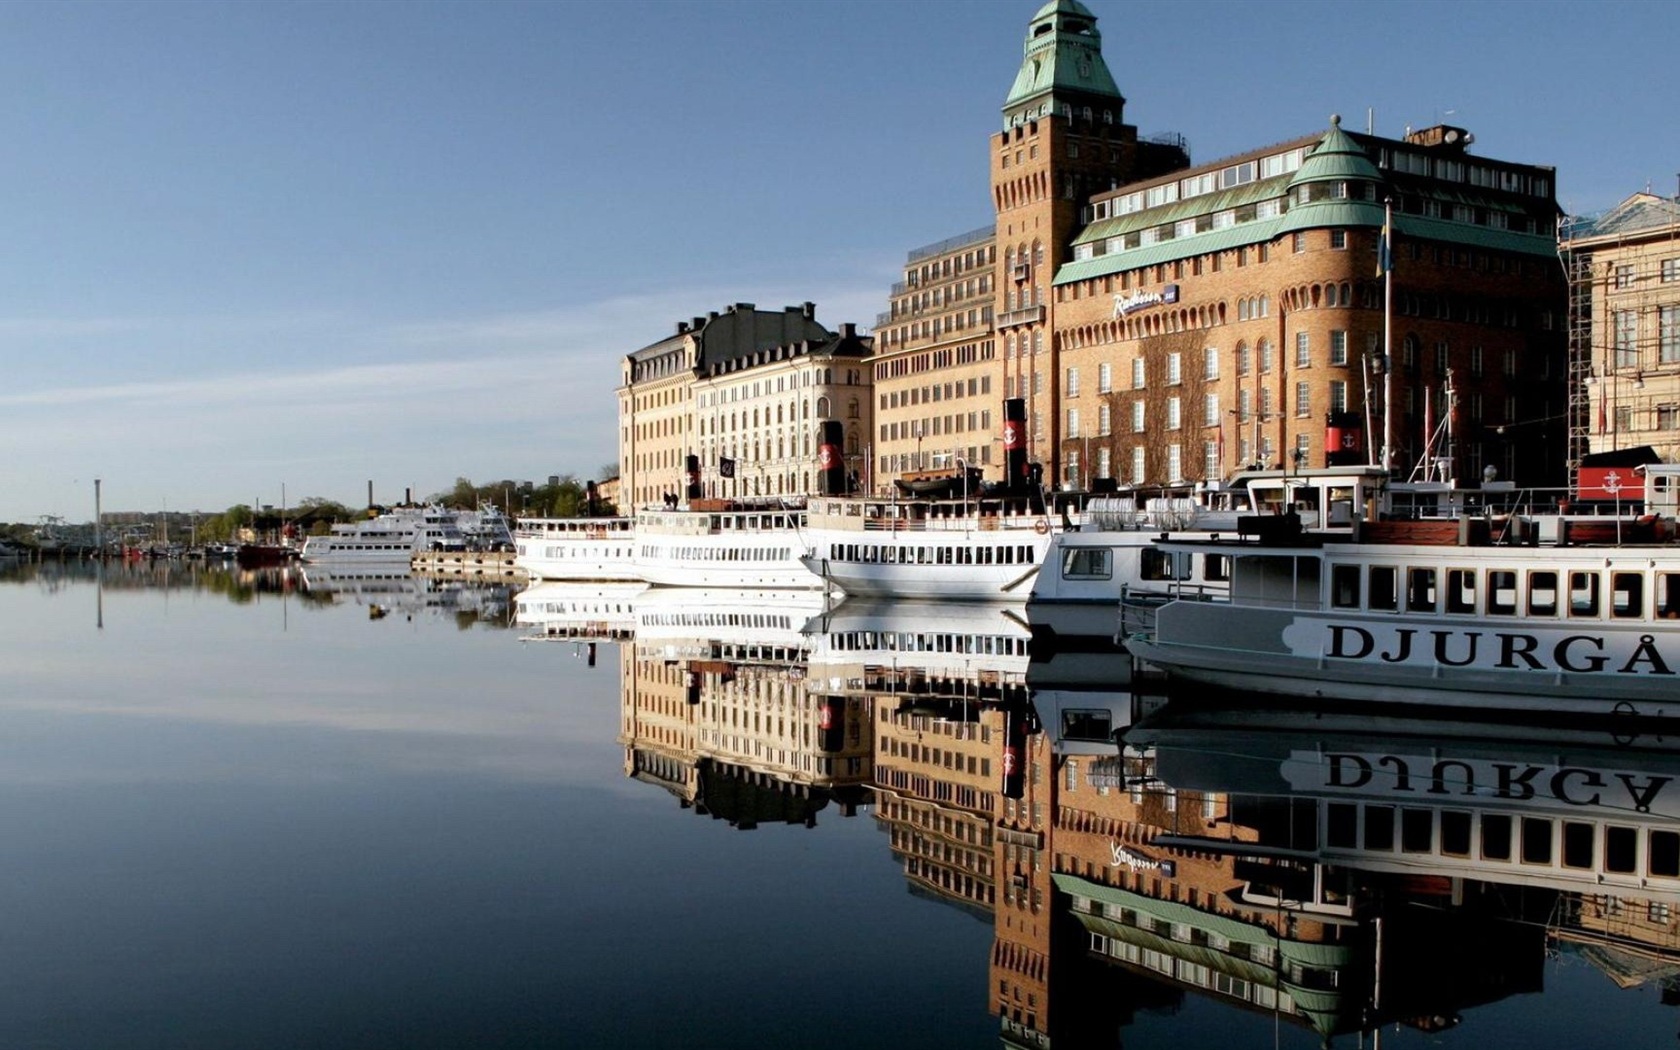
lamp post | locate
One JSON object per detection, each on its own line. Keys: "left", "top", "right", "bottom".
{"left": 956, "top": 455, "right": 968, "bottom": 504}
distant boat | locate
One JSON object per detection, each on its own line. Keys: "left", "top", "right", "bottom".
{"left": 300, "top": 505, "right": 467, "bottom": 564}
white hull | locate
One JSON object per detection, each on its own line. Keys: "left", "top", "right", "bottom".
{"left": 1131, "top": 594, "right": 1680, "bottom": 718}
{"left": 800, "top": 528, "right": 1053, "bottom": 599}
{"left": 513, "top": 517, "right": 638, "bottom": 582}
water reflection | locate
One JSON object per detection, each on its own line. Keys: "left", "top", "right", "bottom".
{"left": 552, "top": 577, "right": 1680, "bottom": 1047}
{"left": 6, "top": 565, "right": 1676, "bottom": 1045}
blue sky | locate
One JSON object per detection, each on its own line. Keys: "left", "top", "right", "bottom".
{"left": 2, "top": 0, "right": 1674, "bottom": 521}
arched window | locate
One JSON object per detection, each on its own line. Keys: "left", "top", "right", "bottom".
{"left": 848, "top": 398, "right": 859, "bottom": 419}
{"left": 817, "top": 396, "right": 831, "bottom": 418}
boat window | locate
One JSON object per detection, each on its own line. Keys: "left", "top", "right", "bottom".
{"left": 1440, "top": 811, "right": 1472, "bottom": 857}
{"left": 1062, "top": 547, "right": 1113, "bottom": 580}
{"left": 1445, "top": 568, "right": 1476, "bottom": 614}
{"left": 1650, "top": 831, "right": 1680, "bottom": 878}
{"left": 1061, "top": 709, "right": 1113, "bottom": 742}
{"left": 1569, "top": 571, "right": 1600, "bottom": 617}
{"left": 1330, "top": 564, "right": 1360, "bottom": 609}
{"left": 1481, "top": 814, "right": 1513, "bottom": 861}
{"left": 1140, "top": 548, "right": 1175, "bottom": 581}
{"left": 1520, "top": 817, "right": 1553, "bottom": 864}
{"left": 1368, "top": 566, "right": 1398, "bottom": 611}
{"left": 1561, "top": 822, "right": 1596, "bottom": 870}
{"left": 1325, "top": 803, "right": 1357, "bottom": 849}
{"left": 1605, "top": 826, "right": 1638, "bottom": 874}
{"left": 1400, "top": 808, "right": 1433, "bottom": 853}
{"left": 1612, "top": 572, "right": 1644, "bottom": 618}
{"left": 1528, "top": 571, "right": 1559, "bottom": 617}
{"left": 1661, "top": 574, "right": 1680, "bottom": 619}
{"left": 1363, "top": 805, "right": 1395, "bottom": 851}
{"left": 1406, "top": 567, "right": 1436, "bottom": 612}
{"left": 1488, "top": 570, "right": 1518, "bottom": 615}
{"left": 1204, "top": 554, "right": 1231, "bottom": 582}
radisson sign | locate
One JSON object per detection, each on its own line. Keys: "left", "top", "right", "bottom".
{"left": 1111, "top": 284, "right": 1179, "bottom": 319}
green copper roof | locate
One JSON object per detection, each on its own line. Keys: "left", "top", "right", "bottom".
{"left": 1288, "top": 116, "right": 1383, "bottom": 188}
{"left": 1003, "top": 0, "right": 1121, "bottom": 116}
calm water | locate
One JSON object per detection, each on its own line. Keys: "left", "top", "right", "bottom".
{"left": 0, "top": 561, "right": 1674, "bottom": 1049}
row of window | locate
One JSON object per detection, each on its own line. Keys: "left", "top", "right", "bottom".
{"left": 1329, "top": 563, "right": 1680, "bottom": 620}
{"left": 822, "top": 542, "right": 1037, "bottom": 567}
{"left": 1326, "top": 801, "right": 1680, "bottom": 881}
{"left": 1611, "top": 305, "right": 1680, "bottom": 366}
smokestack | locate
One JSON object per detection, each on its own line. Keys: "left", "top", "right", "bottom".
{"left": 685, "top": 454, "right": 701, "bottom": 500}
{"left": 367, "top": 480, "right": 373, "bottom": 508}
{"left": 1003, "top": 398, "right": 1028, "bottom": 489}
{"left": 817, "top": 420, "right": 846, "bottom": 495}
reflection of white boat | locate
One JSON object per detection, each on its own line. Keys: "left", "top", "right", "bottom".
{"left": 802, "top": 597, "right": 1031, "bottom": 683}
{"left": 513, "top": 516, "right": 639, "bottom": 581}
{"left": 300, "top": 506, "right": 467, "bottom": 563}
{"left": 513, "top": 580, "right": 645, "bottom": 641}
{"left": 1132, "top": 705, "right": 1680, "bottom": 902}
{"left": 800, "top": 492, "right": 1052, "bottom": 599}
{"left": 1125, "top": 513, "right": 1680, "bottom": 716}
{"left": 300, "top": 565, "right": 509, "bottom": 619}
{"left": 634, "top": 500, "right": 819, "bottom": 589}
{"left": 1029, "top": 686, "right": 1141, "bottom": 757}
{"left": 634, "top": 587, "right": 831, "bottom": 656}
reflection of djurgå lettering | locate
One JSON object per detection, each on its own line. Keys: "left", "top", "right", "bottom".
{"left": 1319, "top": 751, "right": 1674, "bottom": 814}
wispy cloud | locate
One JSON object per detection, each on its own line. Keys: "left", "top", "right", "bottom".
{"left": 0, "top": 278, "right": 887, "bottom": 519}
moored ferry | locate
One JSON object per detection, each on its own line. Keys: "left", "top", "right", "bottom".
{"left": 633, "top": 498, "right": 819, "bottom": 589}
{"left": 799, "top": 489, "right": 1053, "bottom": 599}
{"left": 513, "top": 516, "right": 639, "bottom": 581}
{"left": 1124, "top": 508, "right": 1680, "bottom": 716}
{"left": 300, "top": 505, "right": 467, "bottom": 563}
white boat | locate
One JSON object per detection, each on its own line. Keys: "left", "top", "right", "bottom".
{"left": 513, "top": 516, "right": 639, "bottom": 581}
{"left": 456, "top": 504, "right": 516, "bottom": 551}
{"left": 1026, "top": 467, "right": 1396, "bottom": 686}
{"left": 299, "top": 505, "right": 468, "bottom": 563}
{"left": 1124, "top": 507, "right": 1680, "bottom": 716}
{"left": 513, "top": 579, "right": 645, "bottom": 641}
{"left": 799, "top": 491, "right": 1053, "bottom": 599}
{"left": 633, "top": 499, "right": 820, "bottom": 589}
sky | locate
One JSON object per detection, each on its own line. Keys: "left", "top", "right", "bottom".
{"left": 1, "top": 0, "right": 1675, "bottom": 522}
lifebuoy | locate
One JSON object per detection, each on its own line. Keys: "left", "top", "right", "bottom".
{"left": 1034, "top": 519, "right": 1049, "bottom": 535}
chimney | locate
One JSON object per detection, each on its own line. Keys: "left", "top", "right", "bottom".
{"left": 676, "top": 320, "right": 689, "bottom": 334}
{"left": 840, "top": 322, "right": 857, "bottom": 339}
{"left": 803, "top": 301, "right": 816, "bottom": 319}
{"left": 693, "top": 316, "right": 706, "bottom": 330}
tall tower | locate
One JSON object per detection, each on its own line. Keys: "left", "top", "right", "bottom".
{"left": 991, "top": 0, "right": 1187, "bottom": 479}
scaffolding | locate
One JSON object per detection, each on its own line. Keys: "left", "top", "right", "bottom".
{"left": 1560, "top": 229, "right": 1595, "bottom": 487}
{"left": 1559, "top": 193, "right": 1680, "bottom": 489}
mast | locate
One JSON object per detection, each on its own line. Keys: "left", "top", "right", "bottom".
{"left": 1380, "top": 197, "right": 1394, "bottom": 475}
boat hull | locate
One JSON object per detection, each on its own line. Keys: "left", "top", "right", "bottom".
{"left": 1129, "top": 600, "right": 1680, "bottom": 718}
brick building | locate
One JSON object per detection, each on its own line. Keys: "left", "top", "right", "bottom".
{"left": 871, "top": 0, "right": 1567, "bottom": 492}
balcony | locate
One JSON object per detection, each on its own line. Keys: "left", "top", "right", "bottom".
{"left": 995, "top": 305, "right": 1045, "bottom": 330}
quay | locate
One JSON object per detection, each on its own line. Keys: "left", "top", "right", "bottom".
{"left": 411, "top": 550, "right": 524, "bottom": 580}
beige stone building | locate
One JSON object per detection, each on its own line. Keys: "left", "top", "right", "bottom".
{"left": 619, "top": 302, "right": 867, "bottom": 508}
{"left": 1561, "top": 193, "right": 1680, "bottom": 465}
{"left": 871, "top": 229, "right": 1001, "bottom": 485}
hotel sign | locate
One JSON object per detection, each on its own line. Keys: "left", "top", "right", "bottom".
{"left": 1109, "top": 842, "right": 1177, "bottom": 877}
{"left": 1112, "top": 284, "right": 1178, "bottom": 319}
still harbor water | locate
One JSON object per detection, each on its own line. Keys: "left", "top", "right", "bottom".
{"left": 2, "top": 561, "right": 1677, "bottom": 1049}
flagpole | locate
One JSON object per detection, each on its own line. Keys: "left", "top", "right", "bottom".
{"left": 1381, "top": 197, "right": 1394, "bottom": 476}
